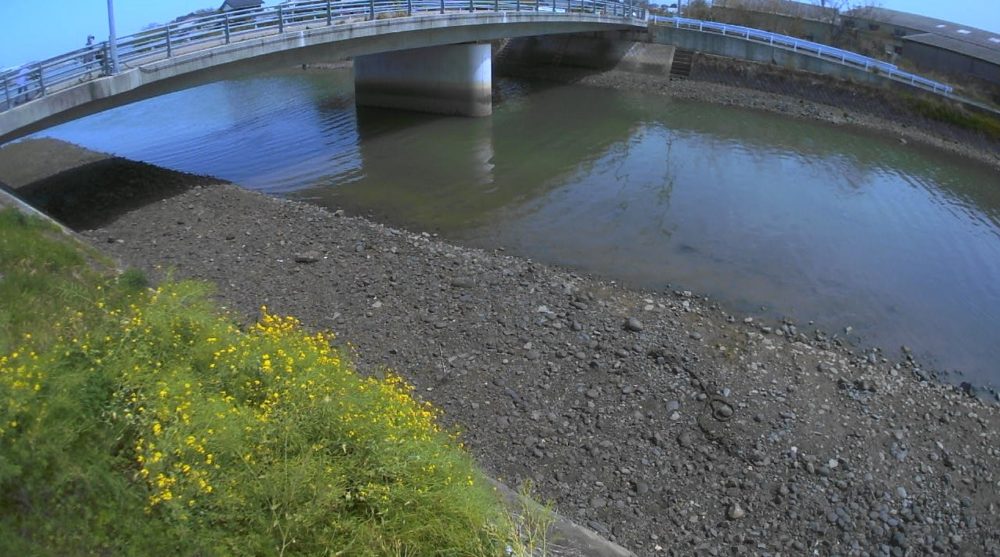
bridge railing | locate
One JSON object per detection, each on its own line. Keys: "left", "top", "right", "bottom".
{"left": 651, "top": 16, "right": 954, "bottom": 95}
{"left": 1, "top": 0, "right": 644, "bottom": 113}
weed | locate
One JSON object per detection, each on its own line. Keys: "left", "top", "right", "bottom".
{"left": 0, "top": 207, "right": 524, "bottom": 555}
{"left": 908, "top": 97, "right": 1000, "bottom": 142}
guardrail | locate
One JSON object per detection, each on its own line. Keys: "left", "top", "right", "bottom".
{"left": 652, "top": 16, "right": 954, "bottom": 95}
{"left": 1, "top": 0, "right": 645, "bottom": 113}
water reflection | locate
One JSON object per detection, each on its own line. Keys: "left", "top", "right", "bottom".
{"left": 38, "top": 68, "right": 1000, "bottom": 387}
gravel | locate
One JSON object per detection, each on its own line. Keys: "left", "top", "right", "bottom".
{"left": 44, "top": 178, "right": 1000, "bottom": 556}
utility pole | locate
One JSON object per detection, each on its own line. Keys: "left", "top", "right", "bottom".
{"left": 107, "top": 0, "right": 119, "bottom": 74}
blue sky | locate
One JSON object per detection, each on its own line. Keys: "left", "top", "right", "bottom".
{"left": 1, "top": 1, "right": 223, "bottom": 68}
{"left": 0, "top": 0, "right": 998, "bottom": 68}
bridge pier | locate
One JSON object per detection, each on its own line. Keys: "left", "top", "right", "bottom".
{"left": 354, "top": 43, "right": 492, "bottom": 117}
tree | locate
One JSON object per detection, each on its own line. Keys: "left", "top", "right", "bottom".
{"left": 807, "top": 0, "right": 882, "bottom": 16}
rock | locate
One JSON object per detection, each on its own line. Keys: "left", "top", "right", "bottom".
{"left": 294, "top": 250, "right": 321, "bottom": 263}
{"left": 891, "top": 531, "right": 907, "bottom": 548}
{"left": 625, "top": 317, "right": 644, "bottom": 332}
{"left": 727, "top": 503, "right": 746, "bottom": 520}
{"left": 677, "top": 431, "right": 694, "bottom": 448}
{"left": 450, "top": 277, "right": 474, "bottom": 288}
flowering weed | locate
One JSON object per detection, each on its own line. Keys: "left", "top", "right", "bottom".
{"left": 0, "top": 209, "right": 520, "bottom": 555}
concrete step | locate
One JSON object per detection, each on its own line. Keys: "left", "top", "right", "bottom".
{"left": 670, "top": 48, "right": 694, "bottom": 78}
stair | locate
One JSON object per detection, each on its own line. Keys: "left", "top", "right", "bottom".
{"left": 670, "top": 49, "right": 694, "bottom": 79}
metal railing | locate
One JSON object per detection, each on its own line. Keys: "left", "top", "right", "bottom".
{"left": 652, "top": 16, "right": 954, "bottom": 95}
{"left": 1, "top": 0, "right": 645, "bottom": 112}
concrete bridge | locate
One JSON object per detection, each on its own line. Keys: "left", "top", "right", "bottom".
{"left": 0, "top": 1, "right": 646, "bottom": 144}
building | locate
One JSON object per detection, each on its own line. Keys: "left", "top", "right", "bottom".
{"left": 219, "top": 0, "right": 264, "bottom": 11}
{"left": 843, "top": 7, "right": 1000, "bottom": 89}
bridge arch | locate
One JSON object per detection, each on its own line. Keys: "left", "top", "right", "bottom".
{"left": 0, "top": 9, "right": 645, "bottom": 143}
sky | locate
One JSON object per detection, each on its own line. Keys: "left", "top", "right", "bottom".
{"left": 0, "top": 0, "right": 223, "bottom": 69}
{"left": 0, "top": 0, "right": 998, "bottom": 69}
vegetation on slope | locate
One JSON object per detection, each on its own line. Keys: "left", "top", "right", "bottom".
{"left": 0, "top": 208, "right": 530, "bottom": 556}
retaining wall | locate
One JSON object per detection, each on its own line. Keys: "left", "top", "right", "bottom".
{"left": 648, "top": 25, "right": 888, "bottom": 87}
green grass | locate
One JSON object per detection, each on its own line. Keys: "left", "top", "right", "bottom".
{"left": 908, "top": 97, "right": 1000, "bottom": 142}
{"left": 0, "top": 208, "right": 537, "bottom": 556}
{"left": 0, "top": 209, "right": 109, "bottom": 353}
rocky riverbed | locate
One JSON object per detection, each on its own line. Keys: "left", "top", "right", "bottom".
{"left": 16, "top": 168, "right": 989, "bottom": 555}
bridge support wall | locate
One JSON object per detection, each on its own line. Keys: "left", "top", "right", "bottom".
{"left": 354, "top": 43, "right": 492, "bottom": 117}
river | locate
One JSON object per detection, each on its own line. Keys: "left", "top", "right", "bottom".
{"left": 35, "top": 67, "right": 1000, "bottom": 388}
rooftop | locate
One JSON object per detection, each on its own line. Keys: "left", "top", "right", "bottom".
{"left": 903, "top": 33, "right": 1000, "bottom": 67}
{"left": 220, "top": 0, "right": 264, "bottom": 10}
{"left": 849, "top": 7, "right": 1000, "bottom": 54}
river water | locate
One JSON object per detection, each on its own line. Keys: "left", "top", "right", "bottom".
{"left": 37, "top": 68, "right": 1000, "bottom": 387}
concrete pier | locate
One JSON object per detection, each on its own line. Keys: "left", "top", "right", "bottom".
{"left": 354, "top": 43, "right": 492, "bottom": 117}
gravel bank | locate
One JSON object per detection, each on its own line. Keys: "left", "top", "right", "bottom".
{"left": 49, "top": 177, "right": 999, "bottom": 556}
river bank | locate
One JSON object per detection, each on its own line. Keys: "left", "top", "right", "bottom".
{"left": 497, "top": 54, "right": 1000, "bottom": 172}
{"left": 5, "top": 136, "right": 996, "bottom": 554}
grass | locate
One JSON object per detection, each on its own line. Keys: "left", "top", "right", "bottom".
{"left": 0, "top": 209, "right": 109, "bottom": 353}
{"left": 0, "top": 208, "right": 546, "bottom": 556}
{"left": 907, "top": 97, "right": 1000, "bottom": 142}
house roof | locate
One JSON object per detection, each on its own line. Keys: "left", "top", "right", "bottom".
{"left": 220, "top": 0, "right": 263, "bottom": 10}
{"left": 850, "top": 7, "right": 1000, "bottom": 53}
{"left": 903, "top": 33, "right": 1000, "bottom": 67}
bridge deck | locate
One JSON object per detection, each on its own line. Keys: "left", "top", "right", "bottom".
{"left": 0, "top": 0, "right": 645, "bottom": 143}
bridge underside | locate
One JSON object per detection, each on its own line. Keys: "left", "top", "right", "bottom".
{"left": 355, "top": 43, "right": 493, "bottom": 117}
{"left": 0, "top": 13, "right": 643, "bottom": 143}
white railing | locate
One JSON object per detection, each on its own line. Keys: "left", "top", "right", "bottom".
{"left": 652, "top": 16, "right": 954, "bottom": 95}
{"left": 1, "top": 0, "right": 645, "bottom": 112}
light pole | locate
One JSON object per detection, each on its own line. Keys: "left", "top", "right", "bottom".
{"left": 107, "top": 0, "right": 119, "bottom": 74}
